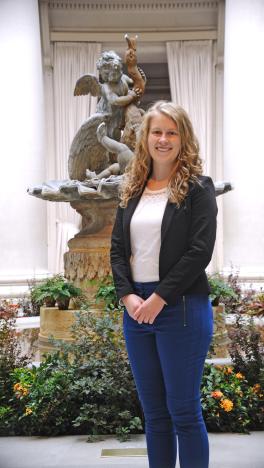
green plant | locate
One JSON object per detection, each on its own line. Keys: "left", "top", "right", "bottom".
{"left": 0, "top": 309, "right": 31, "bottom": 402}
{"left": 1, "top": 276, "right": 263, "bottom": 438}
{"left": 30, "top": 275, "right": 83, "bottom": 310}
{"left": 208, "top": 274, "right": 238, "bottom": 307}
{"left": 244, "top": 292, "right": 264, "bottom": 317}
{"left": 0, "top": 305, "right": 143, "bottom": 437}
{"left": 67, "top": 309, "right": 143, "bottom": 439}
{"left": 0, "top": 305, "right": 32, "bottom": 434}
{"left": 228, "top": 315, "right": 264, "bottom": 385}
{"left": 201, "top": 364, "right": 263, "bottom": 433}
{"left": 95, "top": 275, "right": 120, "bottom": 311}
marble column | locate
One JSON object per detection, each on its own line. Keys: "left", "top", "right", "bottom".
{"left": 223, "top": 0, "right": 264, "bottom": 280}
{"left": 0, "top": 0, "right": 48, "bottom": 292}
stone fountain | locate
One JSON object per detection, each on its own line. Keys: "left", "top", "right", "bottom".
{"left": 28, "top": 36, "right": 232, "bottom": 307}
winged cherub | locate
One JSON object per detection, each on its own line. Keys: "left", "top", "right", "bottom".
{"left": 68, "top": 50, "right": 141, "bottom": 181}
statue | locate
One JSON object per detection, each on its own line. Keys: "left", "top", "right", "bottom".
{"left": 68, "top": 49, "right": 142, "bottom": 181}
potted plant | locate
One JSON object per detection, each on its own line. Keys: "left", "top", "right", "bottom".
{"left": 30, "top": 275, "right": 82, "bottom": 310}
{"left": 34, "top": 276, "right": 83, "bottom": 357}
{"left": 208, "top": 274, "right": 238, "bottom": 307}
{"left": 46, "top": 279, "right": 82, "bottom": 310}
{"left": 30, "top": 275, "right": 63, "bottom": 308}
{"left": 208, "top": 274, "right": 238, "bottom": 359}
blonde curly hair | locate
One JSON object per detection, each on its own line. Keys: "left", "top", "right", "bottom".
{"left": 119, "top": 101, "right": 203, "bottom": 208}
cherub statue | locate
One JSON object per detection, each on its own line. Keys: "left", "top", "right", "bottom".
{"left": 68, "top": 50, "right": 141, "bottom": 181}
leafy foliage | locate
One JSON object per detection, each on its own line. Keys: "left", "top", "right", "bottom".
{"left": 0, "top": 306, "right": 32, "bottom": 435}
{"left": 94, "top": 275, "right": 119, "bottom": 310}
{"left": 228, "top": 315, "right": 264, "bottom": 385}
{"left": 0, "top": 305, "right": 143, "bottom": 439}
{"left": 208, "top": 274, "right": 238, "bottom": 306}
{"left": 201, "top": 364, "right": 263, "bottom": 433}
{"left": 30, "top": 275, "right": 83, "bottom": 310}
{"left": 246, "top": 293, "right": 264, "bottom": 317}
{"left": 0, "top": 275, "right": 263, "bottom": 437}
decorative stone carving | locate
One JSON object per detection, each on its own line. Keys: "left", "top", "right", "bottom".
{"left": 211, "top": 304, "right": 231, "bottom": 358}
{"left": 64, "top": 224, "right": 114, "bottom": 301}
{"left": 70, "top": 199, "right": 118, "bottom": 236}
{"left": 46, "top": 1, "right": 219, "bottom": 12}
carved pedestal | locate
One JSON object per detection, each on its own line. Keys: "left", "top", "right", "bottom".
{"left": 211, "top": 304, "right": 231, "bottom": 358}
{"left": 64, "top": 198, "right": 119, "bottom": 302}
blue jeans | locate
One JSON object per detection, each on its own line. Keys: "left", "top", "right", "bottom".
{"left": 123, "top": 281, "right": 213, "bottom": 468}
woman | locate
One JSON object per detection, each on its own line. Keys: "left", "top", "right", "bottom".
{"left": 110, "top": 101, "right": 217, "bottom": 468}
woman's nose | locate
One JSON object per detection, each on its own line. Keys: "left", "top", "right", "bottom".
{"left": 158, "top": 133, "right": 168, "bottom": 142}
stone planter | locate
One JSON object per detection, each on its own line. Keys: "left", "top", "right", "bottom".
{"left": 38, "top": 306, "right": 80, "bottom": 357}
{"left": 211, "top": 304, "right": 231, "bottom": 358}
{"left": 38, "top": 305, "right": 104, "bottom": 358}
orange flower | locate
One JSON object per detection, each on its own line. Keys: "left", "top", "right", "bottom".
{"left": 235, "top": 372, "right": 244, "bottom": 379}
{"left": 13, "top": 383, "right": 22, "bottom": 391}
{"left": 220, "top": 399, "right": 234, "bottom": 412}
{"left": 211, "top": 390, "right": 223, "bottom": 399}
{"left": 226, "top": 367, "right": 233, "bottom": 374}
{"left": 25, "top": 407, "right": 32, "bottom": 416}
{"left": 13, "top": 383, "right": 29, "bottom": 397}
{"left": 252, "top": 384, "right": 261, "bottom": 394}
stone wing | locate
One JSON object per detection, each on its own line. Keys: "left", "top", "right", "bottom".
{"left": 74, "top": 74, "right": 101, "bottom": 97}
{"left": 68, "top": 113, "right": 111, "bottom": 181}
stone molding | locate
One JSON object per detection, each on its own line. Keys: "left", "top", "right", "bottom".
{"left": 45, "top": 0, "right": 219, "bottom": 11}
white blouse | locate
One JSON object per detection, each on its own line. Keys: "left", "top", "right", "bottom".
{"left": 130, "top": 186, "right": 168, "bottom": 282}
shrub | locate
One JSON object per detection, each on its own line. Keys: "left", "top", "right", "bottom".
{"left": 228, "top": 315, "right": 264, "bottom": 385}
{"left": 0, "top": 305, "right": 32, "bottom": 435}
{"left": 201, "top": 364, "right": 263, "bottom": 433}
{"left": 1, "top": 275, "right": 263, "bottom": 437}
{"left": 0, "top": 307, "right": 31, "bottom": 406}
{"left": 1, "top": 307, "right": 143, "bottom": 439}
{"left": 208, "top": 274, "right": 238, "bottom": 307}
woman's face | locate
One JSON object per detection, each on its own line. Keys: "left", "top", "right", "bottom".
{"left": 147, "top": 112, "right": 181, "bottom": 172}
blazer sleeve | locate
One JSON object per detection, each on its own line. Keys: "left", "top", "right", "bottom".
{"left": 110, "top": 205, "right": 135, "bottom": 301}
{"left": 154, "top": 176, "right": 218, "bottom": 304}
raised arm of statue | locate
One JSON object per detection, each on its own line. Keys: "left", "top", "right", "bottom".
{"left": 107, "top": 88, "right": 141, "bottom": 107}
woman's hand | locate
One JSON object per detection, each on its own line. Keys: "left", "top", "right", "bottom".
{"left": 122, "top": 294, "right": 145, "bottom": 319}
{"left": 134, "top": 293, "right": 166, "bottom": 324}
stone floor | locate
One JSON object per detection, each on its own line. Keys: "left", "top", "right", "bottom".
{"left": 0, "top": 432, "right": 263, "bottom": 468}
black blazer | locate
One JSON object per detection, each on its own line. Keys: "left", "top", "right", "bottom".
{"left": 110, "top": 175, "right": 218, "bottom": 305}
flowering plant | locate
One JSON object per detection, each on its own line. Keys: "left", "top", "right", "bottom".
{"left": 201, "top": 364, "right": 264, "bottom": 433}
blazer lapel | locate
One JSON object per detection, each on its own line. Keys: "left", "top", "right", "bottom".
{"left": 161, "top": 200, "right": 184, "bottom": 244}
{"left": 123, "top": 194, "right": 141, "bottom": 256}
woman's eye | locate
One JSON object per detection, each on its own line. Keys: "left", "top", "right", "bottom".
{"left": 168, "top": 131, "right": 178, "bottom": 136}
